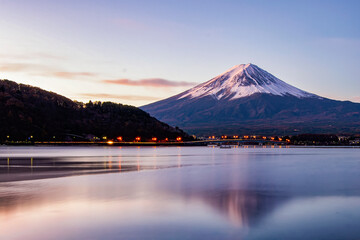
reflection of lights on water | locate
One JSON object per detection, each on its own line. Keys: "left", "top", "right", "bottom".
{"left": 135, "top": 146, "right": 141, "bottom": 171}
{"left": 152, "top": 146, "right": 158, "bottom": 169}
{"left": 177, "top": 147, "right": 182, "bottom": 168}
{"left": 177, "top": 154, "right": 181, "bottom": 168}
{"left": 106, "top": 156, "right": 113, "bottom": 169}
{"left": 118, "top": 156, "right": 122, "bottom": 171}
{"left": 30, "top": 157, "right": 33, "bottom": 173}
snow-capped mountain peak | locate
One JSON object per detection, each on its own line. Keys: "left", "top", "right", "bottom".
{"left": 178, "top": 63, "right": 317, "bottom": 100}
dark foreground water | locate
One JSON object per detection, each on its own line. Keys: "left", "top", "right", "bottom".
{"left": 0, "top": 146, "right": 360, "bottom": 240}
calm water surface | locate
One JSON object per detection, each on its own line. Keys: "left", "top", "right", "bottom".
{"left": 1, "top": 146, "right": 360, "bottom": 240}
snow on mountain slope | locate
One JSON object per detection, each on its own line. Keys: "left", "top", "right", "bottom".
{"left": 178, "top": 63, "right": 318, "bottom": 100}
{"left": 141, "top": 63, "right": 360, "bottom": 135}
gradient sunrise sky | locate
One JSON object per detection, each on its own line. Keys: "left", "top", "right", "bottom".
{"left": 0, "top": 0, "right": 359, "bottom": 106}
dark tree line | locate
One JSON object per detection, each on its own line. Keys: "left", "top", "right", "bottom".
{"left": 0, "top": 80, "right": 191, "bottom": 142}
{"left": 290, "top": 134, "right": 339, "bottom": 145}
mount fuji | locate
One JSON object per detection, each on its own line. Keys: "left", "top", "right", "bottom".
{"left": 141, "top": 64, "right": 360, "bottom": 135}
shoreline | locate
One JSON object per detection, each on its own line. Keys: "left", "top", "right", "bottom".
{"left": 1, "top": 142, "right": 359, "bottom": 147}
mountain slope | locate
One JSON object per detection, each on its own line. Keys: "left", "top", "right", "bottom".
{"left": 141, "top": 64, "right": 360, "bottom": 135}
{"left": 178, "top": 63, "right": 317, "bottom": 100}
{"left": 0, "top": 79, "right": 190, "bottom": 142}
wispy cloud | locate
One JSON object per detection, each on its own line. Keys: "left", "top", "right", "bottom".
{"left": 79, "top": 93, "right": 159, "bottom": 101}
{"left": 48, "top": 72, "right": 97, "bottom": 79}
{"left": 351, "top": 96, "right": 360, "bottom": 103}
{"left": 102, "top": 78, "right": 196, "bottom": 88}
{"left": 0, "top": 63, "right": 97, "bottom": 80}
{"left": 0, "top": 63, "right": 44, "bottom": 72}
{"left": 0, "top": 63, "right": 195, "bottom": 87}
{"left": 0, "top": 53, "right": 66, "bottom": 60}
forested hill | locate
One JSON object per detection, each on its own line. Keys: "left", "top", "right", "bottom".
{"left": 0, "top": 79, "right": 190, "bottom": 142}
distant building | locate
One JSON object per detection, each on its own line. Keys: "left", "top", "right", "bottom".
{"left": 85, "top": 134, "right": 98, "bottom": 142}
{"left": 350, "top": 138, "right": 360, "bottom": 145}
{"left": 338, "top": 136, "right": 349, "bottom": 141}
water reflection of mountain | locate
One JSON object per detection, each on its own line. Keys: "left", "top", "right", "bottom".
{"left": 195, "top": 190, "right": 287, "bottom": 227}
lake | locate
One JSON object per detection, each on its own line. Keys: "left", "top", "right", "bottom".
{"left": 1, "top": 146, "right": 360, "bottom": 240}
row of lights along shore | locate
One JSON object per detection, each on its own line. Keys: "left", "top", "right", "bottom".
{"left": 5, "top": 135, "right": 183, "bottom": 143}
{"left": 106, "top": 136, "right": 183, "bottom": 144}
{"left": 208, "top": 135, "right": 290, "bottom": 142}
{"left": 5, "top": 134, "right": 290, "bottom": 143}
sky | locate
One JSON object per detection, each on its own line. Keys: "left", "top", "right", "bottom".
{"left": 0, "top": 0, "right": 359, "bottom": 106}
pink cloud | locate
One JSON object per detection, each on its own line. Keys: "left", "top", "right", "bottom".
{"left": 51, "top": 72, "right": 97, "bottom": 78}
{"left": 0, "top": 53, "right": 65, "bottom": 60}
{"left": 0, "top": 63, "right": 38, "bottom": 71}
{"left": 351, "top": 96, "right": 360, "bottom": 103}
{"left": 79, "top": 93, "right": 159, "bottom": 101}
{"left": 0, "top": 63, "right": 97, "bottom": 80}
{"left": 102, "top": 78, "right": 196, "bottom": 88}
